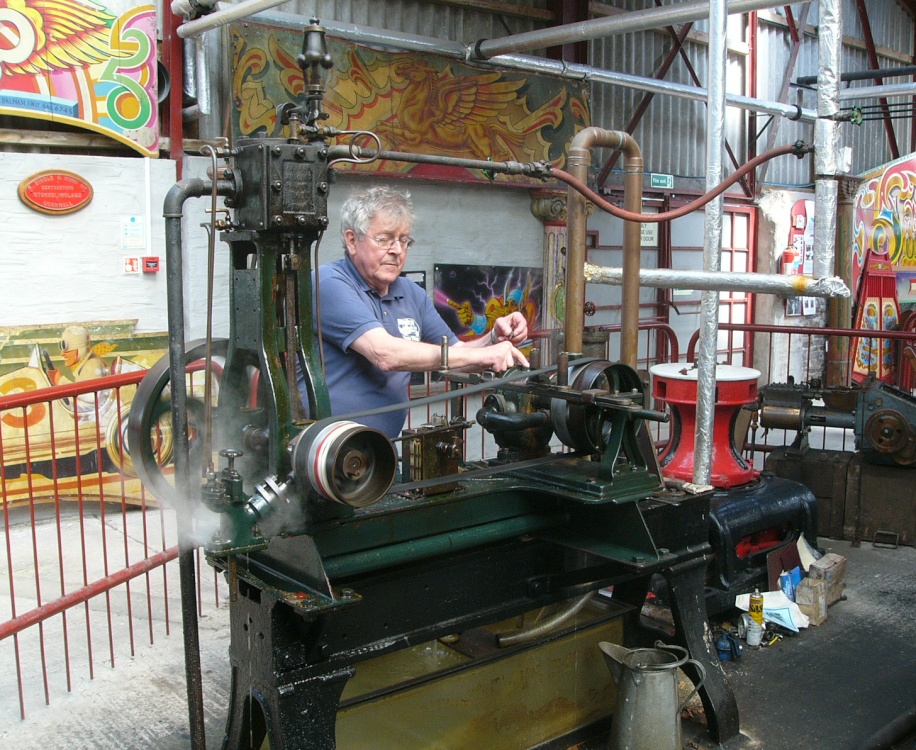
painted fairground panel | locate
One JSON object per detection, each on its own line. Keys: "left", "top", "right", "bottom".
{"left": 849, "top": 250, "right": 900, "bottom": 383}
{"left": 851, "top": 155, "right": 916, "bottom": 382}
{"left": 228, "top": 22, "right": 589, "bottom": 186}
{"left": 853, "top": 156, "right": 916, "bottom": 303}
{"left": 434, "top": 264, "right": 542, "bottom": 353}
{"left": 0, "top": 0, "right": 159, "bottom": 156}
{"left": 0, "top": 321, "right": 173, "bottom": 510}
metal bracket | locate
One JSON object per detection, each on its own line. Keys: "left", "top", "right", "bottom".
{"left": 873, "top": 529, "right": 899, "bottom": 549}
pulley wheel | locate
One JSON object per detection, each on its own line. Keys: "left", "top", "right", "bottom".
{"left": 127, "top": 340, "right": 227, "bottom": 505}
{"left": 550, "top": 360, "right": 644, "bottom": 454}
{"left": 291, "top": 420, "right": 397, "bottom": 508}
{"left": 864, "top": 409, "right": 910, "bottom": 455}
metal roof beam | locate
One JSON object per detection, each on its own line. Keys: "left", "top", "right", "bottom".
{"left": 853, "top": 0, "right": 900, "bottom": 159}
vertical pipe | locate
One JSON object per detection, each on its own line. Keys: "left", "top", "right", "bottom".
{"left": 693, "top": 0, "right": 728, "bottom": 487}
{"left": 162, "top": 8, "right": 185, "bottom": 178}
{"left": 622, "top": 149, "right": 644, "bottom": 368}
{"left": 163, "top": 177, "right": 209, "bottom": 750}
{"left": 747, "top": 11, "right": 758, "bottom": 196}
{"left": 817, "top": 0, "right": 843, "bottom": 386}
{"left": 565, "top": 133, "right": 592, "bottom": 359}
{"left": 566, "top": 128, "right": 643, "bottom": 366}
{"left": 814, "top": 0, "right": 842, "bottom": 286}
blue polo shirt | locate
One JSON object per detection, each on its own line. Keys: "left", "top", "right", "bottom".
{"left": 304, "top": 256, "right": 458, "bottom": 438}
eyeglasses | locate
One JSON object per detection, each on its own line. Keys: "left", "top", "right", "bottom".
{"left": 368, "top": 235, "right": 415, "bottom": 251}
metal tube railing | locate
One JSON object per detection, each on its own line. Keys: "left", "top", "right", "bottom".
{"left": 0, "top": 366, "right": 225, "bottom": 721}
{"left": 0, "top": 547, "right": 179, "bottom": 640}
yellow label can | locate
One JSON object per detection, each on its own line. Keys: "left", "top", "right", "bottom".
{"left": 749, "top": 590, "right": 764, "bottom": 626}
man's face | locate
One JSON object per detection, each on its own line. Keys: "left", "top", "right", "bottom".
{"left": 345, "top": 212, "right": 412, "bottom": 295}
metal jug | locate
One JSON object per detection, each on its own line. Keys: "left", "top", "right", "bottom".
{"left": 599, "top": 640, "right": 706, "bottom": 750}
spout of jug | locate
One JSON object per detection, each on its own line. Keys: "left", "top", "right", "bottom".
{"left": 598, "top": 641, "right": 630, "bottom": 684}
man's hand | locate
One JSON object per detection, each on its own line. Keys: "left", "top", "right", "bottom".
{"left": 489, "top": 311, "right": 528, "bottom": 347}
{"left": 477, "top": 340, "right": 529, "bottom": 371}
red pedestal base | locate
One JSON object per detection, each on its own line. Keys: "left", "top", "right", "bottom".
{"left": 651, "top": 364, "right": 760, "bottom": 488}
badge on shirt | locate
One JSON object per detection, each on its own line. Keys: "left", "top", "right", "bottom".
{"left": 398, "top": 317, "right": 420, "bottom": 341}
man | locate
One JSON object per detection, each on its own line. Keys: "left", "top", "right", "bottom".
{"left": 305, "top": 186, "right": 529, "bottom": 438}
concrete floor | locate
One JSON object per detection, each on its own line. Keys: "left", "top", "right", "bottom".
{"left": 694, "top": 537, "right": 916, "bottom": 750}
{"left": 0, "top": 536, "right": 913, "bottom": 750}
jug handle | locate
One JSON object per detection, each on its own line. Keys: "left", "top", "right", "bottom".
{"left": 651, "top": 642, "right": 707, "bottom": 714}
{"left": 677, "top": 658, "right": 707, "bottom": 714}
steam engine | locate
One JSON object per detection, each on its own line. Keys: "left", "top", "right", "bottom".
{"left": 127, "top": 20, "right": 738, "bottom": 749}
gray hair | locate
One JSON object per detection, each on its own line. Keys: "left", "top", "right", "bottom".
{"left": 340, "top": 187, "right": 416, "bottom": 252}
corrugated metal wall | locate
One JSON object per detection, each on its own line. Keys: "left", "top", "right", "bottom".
{"left": 218, "top": 0, "right": 912, "bottom": 190}
{"left": 754, "top": 3, "right": 915, "bottom": 184}
{"left": 754, "top": 9, "right": 817, "bottom": 188}
{"left": 585, "top": 1, "right": 913, "bottom": 190}
{"left": 249, "top": 0, "right": 545, "bottom": 42}
{"left": 588, "top": 7, "right": 749, "bottom": 191}
{"left": 839, "top": 0, "right": 915, "bottom": 170}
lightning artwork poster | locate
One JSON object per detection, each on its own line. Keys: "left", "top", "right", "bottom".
{"left": 0, "top": 0, "right": 158, "bottom": 156}
{"left": 434, "top": 264, "right": 542, "bottom": 350}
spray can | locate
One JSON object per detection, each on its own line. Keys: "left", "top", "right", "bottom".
{"left": 749, "top": 588, "right": 764, "bottom": 627}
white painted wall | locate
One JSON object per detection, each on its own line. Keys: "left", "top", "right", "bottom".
{"left": 1, "top": 153, "right": 176, "bottom": 332}
{"left": 756, "top": 188, "right": 824, "bottom": 385}
{"left": 316, "top": 173, "right": 545, "bottom": 291}
{"left": 2, "top": 154, "right": 544, "bottom": 341}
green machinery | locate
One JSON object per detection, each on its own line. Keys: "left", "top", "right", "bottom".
{"left": 128, "top": 19, "right": 738, "bottom": 750}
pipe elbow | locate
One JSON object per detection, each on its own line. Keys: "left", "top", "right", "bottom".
{"left": 164, "top": 178, "right": 208, "bottom": 217}
{"left": 569, "top": 128, "right": 642, "bottom": 173}
{"left": 570, "top": 127, "right": 640, "bottom": 154}
{"left": 164, "top": 177, "right": 237, "bottom": 218}
{"left": 568, "top": 126, "right": 605, "bottom": 164}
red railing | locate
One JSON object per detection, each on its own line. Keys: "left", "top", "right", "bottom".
{"left": 682, "top": 323, "right": 916, "bottom": 469}
{"left": 687, "top": 324, "right": 916, "bottom": 391}
{"left": 0, "top": 366, "right": 224, "bottom": 721}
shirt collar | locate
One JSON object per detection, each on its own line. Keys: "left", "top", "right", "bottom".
{"left": 342, "top": 254, "right": 405, "bottom": 300}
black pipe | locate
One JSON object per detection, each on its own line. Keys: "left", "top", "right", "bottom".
{"left": 796, "top": 65, "right": 916, "bottom": 86}
{"left": 163, "top": 176, "right": 236, "bottom": 750}
{"left": 858, "top": 705, "right": 916, "bottom": 750}
{"left": 476, "top": 406, "right": 551, "bottom": 431}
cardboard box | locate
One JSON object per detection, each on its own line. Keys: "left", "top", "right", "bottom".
{"left": 809, "top": 553, "right": 847, "bottom": 606}
{"left": 795, "top": 578, "right": 828, "bottom": 625}
{"left": 809, "top": 552, "right": 847, "bottom": 582}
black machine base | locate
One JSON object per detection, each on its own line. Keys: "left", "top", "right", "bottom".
{"left": 215, "top": 490, "right": 740, "bottom": 749}
{"left": 705, "top": 472, "right": 818, "bottom": 616}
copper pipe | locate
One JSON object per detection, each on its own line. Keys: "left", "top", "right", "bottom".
{"left": 566, "top": 128, "right": 643, "bottom": 368}
{"left": 553, "top": 142, "right": 809, "bottom": 224}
